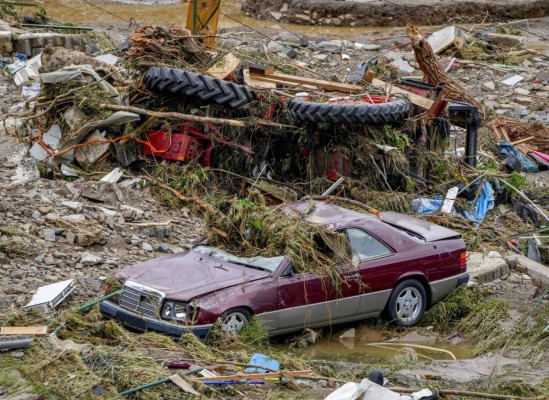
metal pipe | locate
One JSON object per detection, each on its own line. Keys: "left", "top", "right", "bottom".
{"left": 119, "top": 367, "right": 204, "bottom": 396}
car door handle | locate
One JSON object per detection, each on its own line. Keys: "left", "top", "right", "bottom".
{"left": 344, "top": 274, "right": 360, "bottom": 281}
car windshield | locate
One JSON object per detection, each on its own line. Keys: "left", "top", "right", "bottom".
{"left": 194, "top": 245, "right": 284, "bottom": 273}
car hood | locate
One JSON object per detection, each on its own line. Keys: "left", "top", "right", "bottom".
{"left": 114, "top": 250, "right": 271, "bottom": 301}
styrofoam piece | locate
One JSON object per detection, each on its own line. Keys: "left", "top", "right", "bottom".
{"left": 23, "top": 279, "right": 75, "bottom": 311}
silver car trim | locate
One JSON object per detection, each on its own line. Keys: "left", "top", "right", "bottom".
{"left": 256, "top": 289, "right": 392, "bottom": 334}
{"left": 429, "top": 273, "right": 465, "bottom": 304}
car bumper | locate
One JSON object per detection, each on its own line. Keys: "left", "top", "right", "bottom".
{"left": 456, "top": 272, "right": 469, "bottom": 288}
{"left": 99, "top": 300, "right": 213, "bottom": 339}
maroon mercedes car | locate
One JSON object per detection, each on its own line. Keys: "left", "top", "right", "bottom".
{"left": 100, "top": 201, "right": 468, "bottom": 338}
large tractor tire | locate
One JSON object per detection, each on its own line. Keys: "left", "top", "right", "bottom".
{"left": 145, "top": 67, "right": 255, "bottom": 109}
{"left": 288, "top": 97, "right": 410, "bottom": 124}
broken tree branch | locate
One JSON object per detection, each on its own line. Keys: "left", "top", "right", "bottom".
{"left": 391, "top": 387, "right": 545, "bottom": 400}
{"left": 406, "top": 25, "right": 480, "bottom": 108}
{"left": 101, "top": 104, "right": 295, "bottom": 129}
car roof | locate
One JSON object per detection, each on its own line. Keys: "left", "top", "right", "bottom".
{"left": 281, "top": 200, "right": 375, "bottom": 226}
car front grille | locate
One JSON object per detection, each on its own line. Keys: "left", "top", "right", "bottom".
{"left": 119, "top": 282, "right": 164, "bottom": 318}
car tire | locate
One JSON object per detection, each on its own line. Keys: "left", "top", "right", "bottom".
{"left": 386, "top": 279, "right": 427, "bottom": 327}
{"left": 145, "top": 67, "right": 256, "bottom": 109}
{"left": 287, "top": 98, "right": 410, "bottom": 124}
{"left": 219, "top": 308, "right": 251, "bottom": 335}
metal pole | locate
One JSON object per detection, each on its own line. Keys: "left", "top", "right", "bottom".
{"left": 119, "top": 367, "right": 204, "bottom": 396}
{"left": 77, "top": 289, "right": 123, "bottom": 312}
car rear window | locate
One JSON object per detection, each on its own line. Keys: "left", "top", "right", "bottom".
{"left": 383, "top": 223, "right": 426, "bottom": 243}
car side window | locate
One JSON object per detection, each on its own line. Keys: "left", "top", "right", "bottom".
{"left": 345, "top": 228, "right": 393, "bottom": 261}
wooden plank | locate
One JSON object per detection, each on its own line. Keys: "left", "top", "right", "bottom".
{"left": 169, "top": 374, "right": 200, "bottom": 395}
{"left": 370, "top": 78, "right": 434, "bottom": 109}
{"left": 249, "top": 64, "right": 275, "bottom": 75}
{"left": 363, "top": 70, "right": 376, "bottom": 84}
{"left": 250, "top": 71, "right": 362, "bottom": 93}
{"left": 511, "top": 136, "right": 535, "bottom": 146}
{"left": 1, "top": 326, "right": 47, "bottom": 335}
{"left": 193, "top": 370, "right": 312, "bottom": 382}
{"left": 243, "top": 69, "right": 277, "bottom": 89}
{"left": 425, "top": 89, "right": 447, "bottom": 119}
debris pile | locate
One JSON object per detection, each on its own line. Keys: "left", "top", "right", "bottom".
{"left": 0, "top": 6, "right": 548, "bottom": 399}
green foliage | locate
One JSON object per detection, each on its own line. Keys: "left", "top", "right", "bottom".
{"left": 423, "top": 286, "right": 484, "bottom": 331}
{"left": 380, "top": 125, "right": 412, "bottom": 151}
{"left": 505, "top": 172, "right": 527, "bottom": 195}
{"left": 238, "top": 318, "right": 270, "bottom": 347}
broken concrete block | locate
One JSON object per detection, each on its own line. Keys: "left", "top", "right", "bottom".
{"left": 502, "top": 75, "right": 525, "bottom": 86}
{"left": 100, "top": 168, "right": 123, "bottom": 184}
{"left": 280, "top": 46, "right": 297, "bottom": 59}
{"left": 80, "top": 252, "right": 103, "bottom": 265}
{"left": 427, "top": 26, "right": 463, "bottom": 54}
{"left": 485, "top": 32, "right": 527, "bottom": 48}
{"left": 75, "top": 130, "right": 110, "bottom": 167}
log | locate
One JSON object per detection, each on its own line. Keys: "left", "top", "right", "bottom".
{"left": 406, "top": 25, "right": 480, "bottom": 108}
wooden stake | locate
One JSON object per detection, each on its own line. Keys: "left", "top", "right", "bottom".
{"left": 511, "top": 136, "right": 535, "bottom": 146}
{"left": 250, "top": 71, "right": 363, "bottom": 93}
{"left": 192, "top": 370, "right": 312, "bottom": 381}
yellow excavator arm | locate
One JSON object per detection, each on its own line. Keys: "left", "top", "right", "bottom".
{"left": 185, "top": 0, "right": 222, "bottom": 48}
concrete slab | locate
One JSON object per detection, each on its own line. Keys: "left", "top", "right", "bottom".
{"left": 468, "top": 251, "right": 510, "bottom": 284}
{"left": 506, "top": 254, "right": 549, "bottom": 289}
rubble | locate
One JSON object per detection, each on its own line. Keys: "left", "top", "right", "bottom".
{"left": 0, "top": 4, "right": 548, "bottom": 399}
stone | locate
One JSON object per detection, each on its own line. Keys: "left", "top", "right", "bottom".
{"left": 80, "top": 252, "right": 103, "bottom": 265}
{"left": 485, "top": 32, "right": 527, "bottom": 48}
{"left": 62, "top": 201, "right": 83, "bottom": 213}
{"left": 468, "top": 252, "right": 510, "bottom": 284}
{"left": 270, "top": 11, "right": 283, "bottom": 20}
{"left": 507, "top": 272, "right": 522, "bottom": 284}
{"left": 280, "top": 3, "right": 288, "bottom": 12}
{"left": 357, "top": 44, "right": 381, "bottom": 51}
{"left": 142, "top": 242, "right": 153, "bottom": 252}
{"left": 317, "top": 40, "right": 342, "bottom": 53}
{"left": 277, "top": 31, "right": 307, "bottom": 47}
{"left": 267, "top": 40, "right": 284, "bottom": 53}
{"left": 157, "top": 243, "right": 170, "bottom": 253}
{"left": 506, "top": 254, "right": 549, "bottom": 289}
{"left": 42, "top": 229, "right": 56, "bottom": 242}
{"left": 483, "top": 81, "right": 495, "bottom": 91}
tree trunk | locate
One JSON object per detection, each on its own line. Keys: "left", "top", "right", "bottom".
{"left": 407, "top": 25, "right": 480, "bottom": 108}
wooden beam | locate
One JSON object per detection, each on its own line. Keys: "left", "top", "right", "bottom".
{"left": 511, "top": 136, "right": 535, "bottom": 146}
{"left": 250, "top": 71, "right": 363, "bottom": 93}
{"left": 370, "top": 78, "right": 434, "bottom": 109}
{"left": 1, "top": 326, "right": 48, "bottom": 335}
{"left": 193, "top": 370, "right": 312, "bottom": 381}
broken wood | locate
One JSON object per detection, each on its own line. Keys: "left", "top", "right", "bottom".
{"left": 370, "top": 78, "right": 434, "bottom": 109}
{"left": 0, "top": 326, "right": 48, "bottom": 335}
{"left": 193, "top": 370, "right": 312, "bottom": 381}
{"left": 406, "top": 25, "right": 480, "bottom": 108}
{"left": 169, "top": 374, "right": 200, "bottom": 395}
{"left": 250, "top": 70, "right": 363, "bottom": 93}
{"left": 511, "top": 136, "right": 535, "bottom": 146}
{"left": 249, "top": 64, "right": 275, "bottom": 75}
{"left": 206, "top": 52, "right": 240, "bottom": 80}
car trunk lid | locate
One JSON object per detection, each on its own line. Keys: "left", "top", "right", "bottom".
{"left": 380, "top": 211, "right": 461, "bottom": 242}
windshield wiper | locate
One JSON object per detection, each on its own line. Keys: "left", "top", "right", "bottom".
{"left": 227, "top": 260, "right": 270, "bottom": 272}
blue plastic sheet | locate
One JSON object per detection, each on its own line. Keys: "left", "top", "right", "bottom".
{"left": 411, "top": 198, "right": 443, "bottom": 214}
{"left": 498, "top": 141, "right": 539, "bottom": 173}
{"left": 464, "top": 180, "right": 495, "bottom": 224}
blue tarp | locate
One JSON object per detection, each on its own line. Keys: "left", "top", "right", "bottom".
{"left": 464, "top": 179, "right": 495, "bottom": 224}
{"left": 411, "top": 198, "right": 443, "bottom": 214}
{"left": 498, "top": 141, "right": 539, "bottom": 173}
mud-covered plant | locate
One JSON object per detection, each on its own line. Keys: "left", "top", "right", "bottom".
{"left": 422, "top": 286, "right": 483, "bottom": 331}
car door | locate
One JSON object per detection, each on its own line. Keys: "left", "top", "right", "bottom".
{"left": 276, "top": 264, "right": 338, "bottom": 330}
{"left": 344, "top": 227, "right": 397, "bottom": 316}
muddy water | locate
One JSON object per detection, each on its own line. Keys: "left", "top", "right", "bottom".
{"left": 298, "top": 327, "right": 474, "bottom": 362}
{"left": 26, "top": 0, "right": 391, "bottom": 35}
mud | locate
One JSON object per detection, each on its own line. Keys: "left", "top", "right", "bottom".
{"left": 243, "top": 0, "right": 549, "bottom": 27}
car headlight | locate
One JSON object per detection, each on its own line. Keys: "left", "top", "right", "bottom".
{"left": 161, "top": 301, "right": 190, "bottom": 322}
